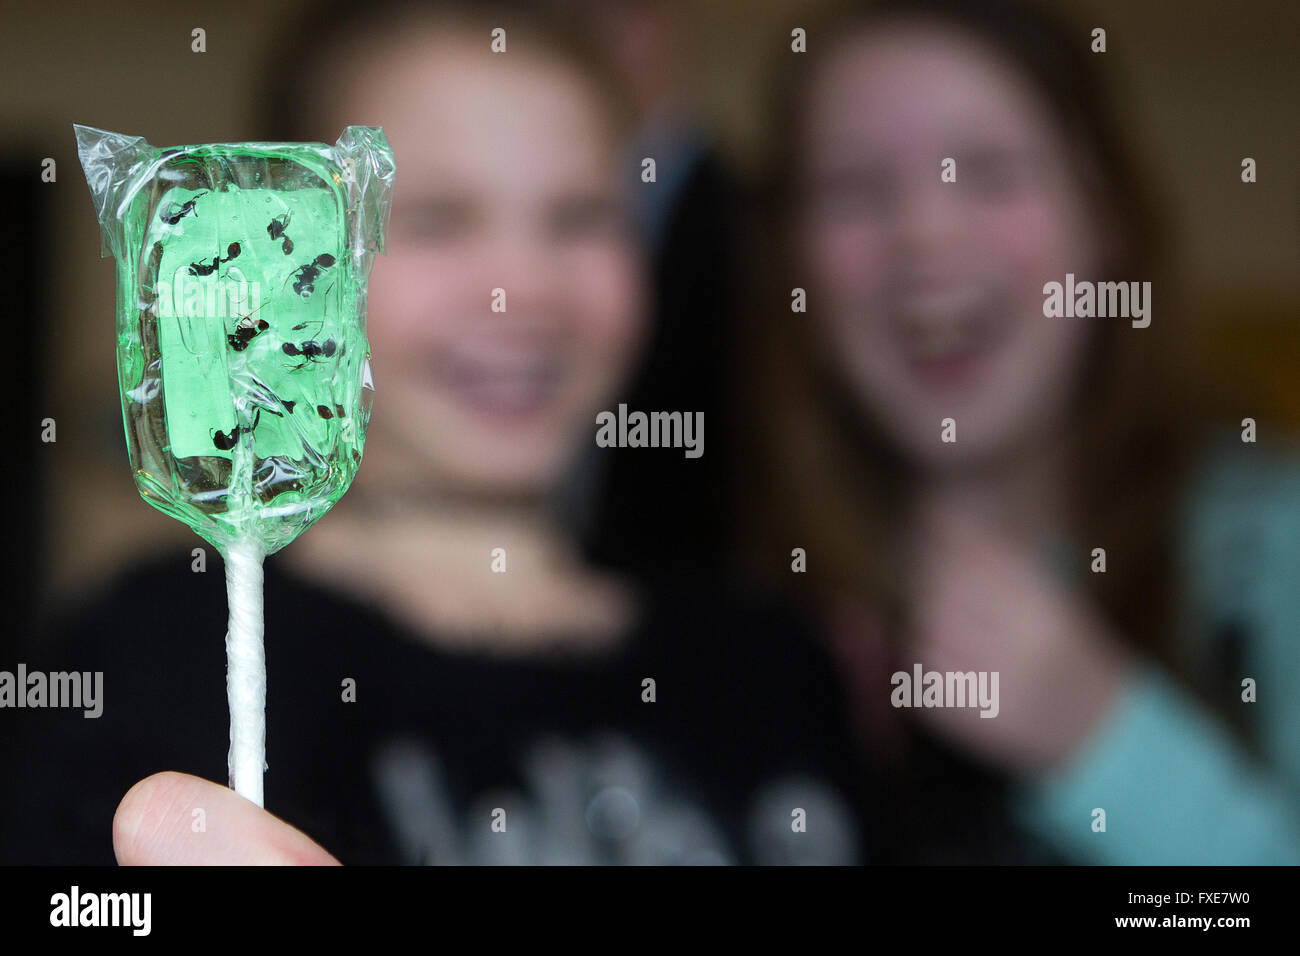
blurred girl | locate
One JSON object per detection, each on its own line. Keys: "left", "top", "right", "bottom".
{"left": 4, "top": 0, "right": 866, "bottom": 865}
{"left": 742, "top": 0, "right": 1300, "bottom": 863}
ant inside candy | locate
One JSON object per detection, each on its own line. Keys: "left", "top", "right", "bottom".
{"left": 265, "top": 385, "right": 298, "bottom": 415}
{"left": 267, "top": 213, "right": 294, "bottom": 255}
{"left": 189, "top": 242, "right": 242, "bottom": 278}
{"left": 211, "top": 428, "right": 238, "bottom": 451}
{"left": 141, "top": 242, "right": 165, "bottom": 300}
{"left": 210, "top": 408, "right": 263, "bottom": 451}
{"left": 282, "top": 337, "right": 338, "bottom": 371}
{"left": 245, "top": 379, "right": 299, "bottom": 419}
{"left": 282, "top": 318, "right": 338, "bottom": 370}
{"left": 287, "top": 253, "right": 336, "bottom": 297}
{"left": 283, "top": 339, "right": 338, "bottom": 358}
{"left": 160, "top": 190, "right": 209, "bottom": 226}
{"left": 315, "top": 403, "right": 346, "bottom": 419}
{"left": 226, "top": 303, "right": 270, "bottom": 352}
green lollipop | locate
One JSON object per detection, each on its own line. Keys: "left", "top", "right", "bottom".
{"left": 75, "top": 125, "right": 395, "bottom": 807}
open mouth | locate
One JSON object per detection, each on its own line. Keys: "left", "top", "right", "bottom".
{"left": 439, "top": 345, "right": 565, "bottom": 420}
{"left": 891, "top": 285, "right": 1008, "bottom": 391}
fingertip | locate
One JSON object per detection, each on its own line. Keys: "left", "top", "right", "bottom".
{"left": 113, "top": 770, "right": 192, "bottom": 866}
{"left": 113, "top": 770, "right": 341, "bottom": 866}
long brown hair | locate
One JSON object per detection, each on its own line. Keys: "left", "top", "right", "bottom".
{"left": 737, "top": 0, "right": 1213, "bottom": 684}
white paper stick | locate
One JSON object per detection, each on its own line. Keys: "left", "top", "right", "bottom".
{"left": 224, "top": 536, "right": 267, "bottom": 807}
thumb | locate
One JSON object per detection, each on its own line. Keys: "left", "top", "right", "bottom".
{"left": 113, "top": 771, "right": 341, "bottom": 865}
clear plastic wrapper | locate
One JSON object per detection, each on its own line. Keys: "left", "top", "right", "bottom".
{"left": 75, "top": 124, "right": 395, "bottom": 556}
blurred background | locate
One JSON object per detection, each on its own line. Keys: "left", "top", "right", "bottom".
{"left": 1, "top": 0, "right": 1296, "bottom": 634}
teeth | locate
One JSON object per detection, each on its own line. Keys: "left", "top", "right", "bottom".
{"left": 908, "top": 316, "right": 968, "bottom": 357}
{"left": 915, "top": 339, "right": 965, "bottom": 359}
{"left": 894, "top": 286, "right": 991, "bottom": 359}
{"left": 897, "top": 287, "right": 984, "bottom": 316}
{"left": 444, "top": 351, "right": 561, "bottom": 413}
{"left": 463, "top": 376, "right": 550, "bottom": 407}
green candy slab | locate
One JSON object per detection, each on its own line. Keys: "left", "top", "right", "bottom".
{"left": 75, "top": 125, "right": 395, "bottom": 806}
{"left": 76, "top": 125, "right": 394, "bottom": 555}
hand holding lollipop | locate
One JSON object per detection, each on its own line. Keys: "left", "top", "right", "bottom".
{"left": 75, "top": 125, "right": 395, "bottom": 807}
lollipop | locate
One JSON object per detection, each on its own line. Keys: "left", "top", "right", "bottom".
{"left": 75, "top": 125, "right": 395, "bottom": 807}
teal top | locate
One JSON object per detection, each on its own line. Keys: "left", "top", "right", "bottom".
{"left": 1012, "top": 437, "right": 1300, "bottom": 863}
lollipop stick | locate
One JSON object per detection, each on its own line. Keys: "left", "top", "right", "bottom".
{"left": 224, "top": 536, "right": 266, "bottom": 807}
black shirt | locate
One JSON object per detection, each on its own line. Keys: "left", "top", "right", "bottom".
{"left": 1, "top": 551, "right": 871, "bottom": 865}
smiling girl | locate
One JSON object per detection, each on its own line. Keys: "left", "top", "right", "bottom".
{"left": 3, "top": 0, "right": 868, "bottom": 866}
{"left": 742, "top": 0, "right": 1300, "bottom": 863}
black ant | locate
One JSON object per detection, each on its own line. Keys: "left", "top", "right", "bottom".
{"left": 282, "top": 319, "right": 338, "bottom": 369}
{"left": 282, "top": 337, "right": 338, "bottom": 370}
{"left": 160, "top": 191, "right": 208, "bottom": 225}
{"left": 315, "top": 403, "right": 346, "bottom": 419}
{"left": 141, "top": 242, "right": 165, "bottom": 303}
{"left": 245, "top": 379, "right": 298, "bottom": 418}
{"left": 267, "top": 213, "right": 294, "bottom": 255}
{"left": 211, "top": 428, "right": 239, "bottom": 451}
{"left": 266, "top": 385, "right": 297, "bottom": 415}
{"left": 262, "top": 383, "right": 297, "bottom": 415}
{"left": 260, "top": 384, "right": 297, "bottom": 416}
{"left": 211, "top": 409, "right": 262, "bottom": 451}
{"left": 288, "top": 253, "right": 335, "bottom": 297}
{"left": 189, "top": 242, "right": 241, "bottom": 277}
{"left": 226, "top": 303, "right": 270, "bottom": 352}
